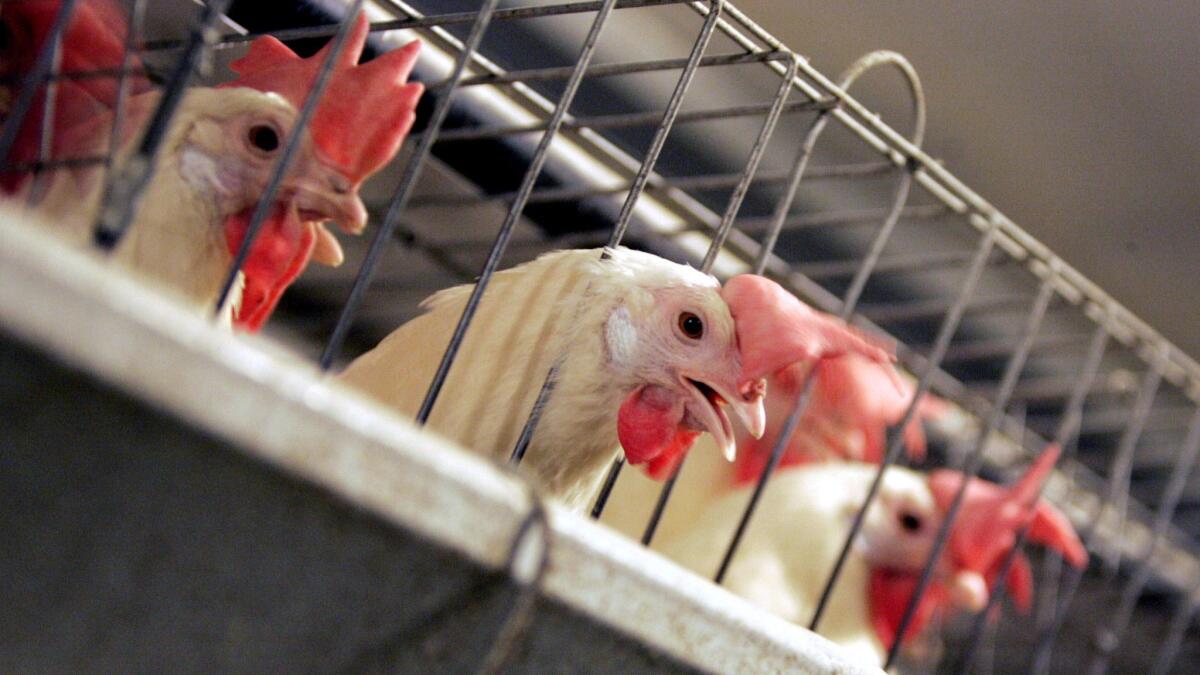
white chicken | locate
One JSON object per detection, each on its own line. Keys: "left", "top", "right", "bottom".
{"left": 659, "top": 447, "right": 1087, "bottom": 667}
{"left": 337, "top": 250, "right": 895, "bottom": 509}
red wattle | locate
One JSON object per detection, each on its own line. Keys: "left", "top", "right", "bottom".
{"left": 617, "top": 385, "right": 701, "bottom": 480}
{"left": 868, "top": 568, "right": 946, "bottom": 650}
{"left": 223, "top": 209, "right": 316, "bottom": 332}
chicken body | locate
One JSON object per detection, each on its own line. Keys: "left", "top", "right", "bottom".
{"left": 659, "top": 453, "right": 1087, "bottom": 668}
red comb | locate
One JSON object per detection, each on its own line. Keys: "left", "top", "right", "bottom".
{"left": 732, "top": 355, "right": 945, "bottom": 483}
{"left": 220, "top": 13, "right": 423, "bottom": 186}
{"left": 721, "top": 275, "right": 895, "bottom": 383}
{"left": 928, "top": 445, "right": 1088, "bottom": 607}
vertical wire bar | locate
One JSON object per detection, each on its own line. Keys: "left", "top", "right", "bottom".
{"left": 579, "top": 0, "right": 731, "bottom": 518}
{"left": 24, "top": 17, "right": 62, "bottom": 204}
{"left": 212, "top": 2, "right": 365, "bottom": 316}
{"left": 883, "top": 271, "right": 1059, "bottom": 671}
{"left": 509, "top": 371, "right": 558, "bottom": 464}
{"left": 319, "top": 0, "right": 502, "bottom": 370}
{"left": 1031, "top": 353, "right": 1165, "bottom": 674}
{"left": 101, "top": 0, "right": 147, "bottom": 185}
{"left": 93, "top": 0, "right": 233, "bottom": 248}
{"left": 1035, "top": 541, "right": 1064, "bottom": 633}
{"left": 713, "top": 147, "right": 918, "bottom": 581}
{"left": 602, "top": 0, "right": 725, "bottom": 252}
{"left": 639, "top": 56, "right": 797, "bottom": 546}
{"left": 0, "top": 0, "right": 79, "bottom": 166}
{"left": 1149, "top": 581, "right": 1200, "bottom": 675}
{"left": 955, "top": 319, "right": 1109, "bottom": 675}
{"left": 808, "top": 216, "right": 1001, "bottom": 632}
{"left": 1105, "top": 342, "right": 1173, "bottom": 574}
{"left": 413, "top": 0, "right": 619, "bottom": 425}
{"left": 644, "top": 52, "right": 924, "bottom": 549}
{"left": 1084, "top": 406, "right": 1200, "bottom": 675}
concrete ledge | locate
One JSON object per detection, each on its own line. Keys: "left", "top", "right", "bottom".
{"left": 0, "top": 213, "right": 877, "bottom": 673}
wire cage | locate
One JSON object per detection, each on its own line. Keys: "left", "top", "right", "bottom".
{"left": 3, "top": 0, "right": 1200, "bottom": 673}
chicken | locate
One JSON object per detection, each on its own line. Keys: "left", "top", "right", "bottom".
{"left": 8, "top": 87, "right": 364, "bottom": 325}
{"left": 659, "top": 446, "right": 1087, "bottom": 667}
{"left": 600, "top": 353, "right": 943, "bottom": 545}
{"left": 733, "top": 354, "right": 950, "bottom": 483}
{"left": 0, "top": 0, "right": 152, "bottom": 193}
{"left": 337, "top": 250, "right": 894, "bottom": 509}
{"left": 2, "top": 4, "right": 423, "bottom": 330}
{"left": 217, "top": 13, "right": 423, "bottom": 329}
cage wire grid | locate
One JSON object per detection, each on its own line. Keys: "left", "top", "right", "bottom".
{"left": 5, "top": 0, "right": 1200, "bottom": 672}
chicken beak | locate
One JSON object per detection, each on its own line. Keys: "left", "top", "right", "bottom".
{"left": 284, "top": 162, "right": 369, "bottom": 235}
{"left": 737, "top": 377, "right": 768, "bottom": 439}
{"left": 681, "top": 374, "right": 766, "bottom": 463}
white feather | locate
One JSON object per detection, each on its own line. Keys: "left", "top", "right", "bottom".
{"left": 337, "top": 247, "right": 725, "bottom": 509}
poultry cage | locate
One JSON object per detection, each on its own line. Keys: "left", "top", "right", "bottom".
{"left": 1, "top": 0, "right": 1198, "bottom": 673}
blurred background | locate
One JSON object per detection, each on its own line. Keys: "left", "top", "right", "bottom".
{"left": 736, "top": 1, "right": 1200, "bottom": 356}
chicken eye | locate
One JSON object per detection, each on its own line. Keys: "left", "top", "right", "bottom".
{"left": 899, "top": 512, "right": 923, "bottom": 533}
{"left": 247, "top": 124, "right": 281, "bottom": 153}
{"left": 678, "top": 312, "right": 704, "bottom": 339}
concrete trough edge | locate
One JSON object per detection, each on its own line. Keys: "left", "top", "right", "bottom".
{"left": 0, "top": 211, "right": 878, "bottom": 675}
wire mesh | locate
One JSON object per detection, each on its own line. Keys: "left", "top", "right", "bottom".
{"left": 4, "top": 0, "right": 1200, "bottom": 672}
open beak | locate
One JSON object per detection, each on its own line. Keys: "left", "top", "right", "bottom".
{"left": 282, "top": 163, "right": 368, "bottom": 267}
{"left": 679, "top": 373, "right": 767, "bottom": 462}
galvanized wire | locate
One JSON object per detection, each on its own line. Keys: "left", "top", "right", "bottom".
{"left": 955, "top": 319, "right": 1110, "bottom": 675}
{"left": 1084, "top": 406, "right": 1200, "bottom": 675}
{"left": 710, "top": 50, "right": 926, "bottom": 580}
{"left": 92, "top": 0, "right": 234, "bottom": 248}
{"left": 1031, "top": 351, "right": 1167, "bottom": 674}
{"left": 412, "top": 0, "right": 619, "bottom": 425}
{"left": 320, "top": 0, "right": 503, "bottom": 370}
{"left": 639, "top": 54, "right": 797, "bottom": 546}
{"left": 882, "top": 266, "right": 1058, "bottom": 671}
{"left": 809, "top": 215, "right": 1002, "bottom": 633}
{"left": 0, "top": 0, "right": 79, "bottom": 168}
{"left": 1150, "top": 579, "right": 1200, "bottom": 675}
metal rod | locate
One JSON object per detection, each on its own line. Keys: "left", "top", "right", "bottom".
{"left": 635, "top": 55, "right": 797, "bottom": 546}
{"left": 809, "top": 218, "right": 1000, "bottom": 632}
{"left": 738, "top": 202, "right": 952, "bottom": 232}
{"left": 1084, "top": 407, "right": 1200, "bottom": 675}
{"left": 589, "top": 0, "right": 728, "bottom": 519}
{"left": 716, "top": 51, "right": 926, "bottom": 584}
{"left": 1104, "top": 345, "right": 1172, "bottom": 573}
{"left": 1149, "top": 581, "right": 1200, "bottom": 675}
{"left": 0, "top": 0, "right": 79, "bottom": 168}
{"left": 452, "top": 49, "right": 787, "bottom": 88}
{"left": 23, "top": 11, "right": 63, "bottom": 205}
{"left": 478, "top": 477, "right": 551, "bottom": 675}
{"left": 92, "top": 0, "right": 233, "bottom": 248}
{"left": 431, "top": 98, "right": 830, "bottom": 142}
{"left": 1031, "top": 353, "right": 1165, "bottom": 674}
{"left": 794, "top": 248, "right": 1006, "bottom": 281}
{"left": 141, "top": 0, "right": 689, "bottom": 51}
{"left": 212, "top": 2, "right": 366, "bottom": 317}
{"left": 509, "top": 367, "right": 559, "bottom": 464}
{"left": 0, "top": 66, "right": 148, "bottom": 85}
{"left": 859, "top": 294, "right": 1033, "bottom": 324}
{"left": 413, "top": 0, "right": 619, "bottom": 425}
{"left": 941, "top": 331, "right": 1089, "bottom": 365}
{"left": 955, "top": 320, "right": 1109, "bottom": 675}
{"left": 883, "top": 271, "right": 1057, "bottom": 671}
{"left": 102, "top": 0, "right": 147, "bottom": 178}
{"left": 406, "top": 162, "right": 893, "bottom": 209}
{"left": 319, "top": 0, "right": 502, "bottom": 370}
